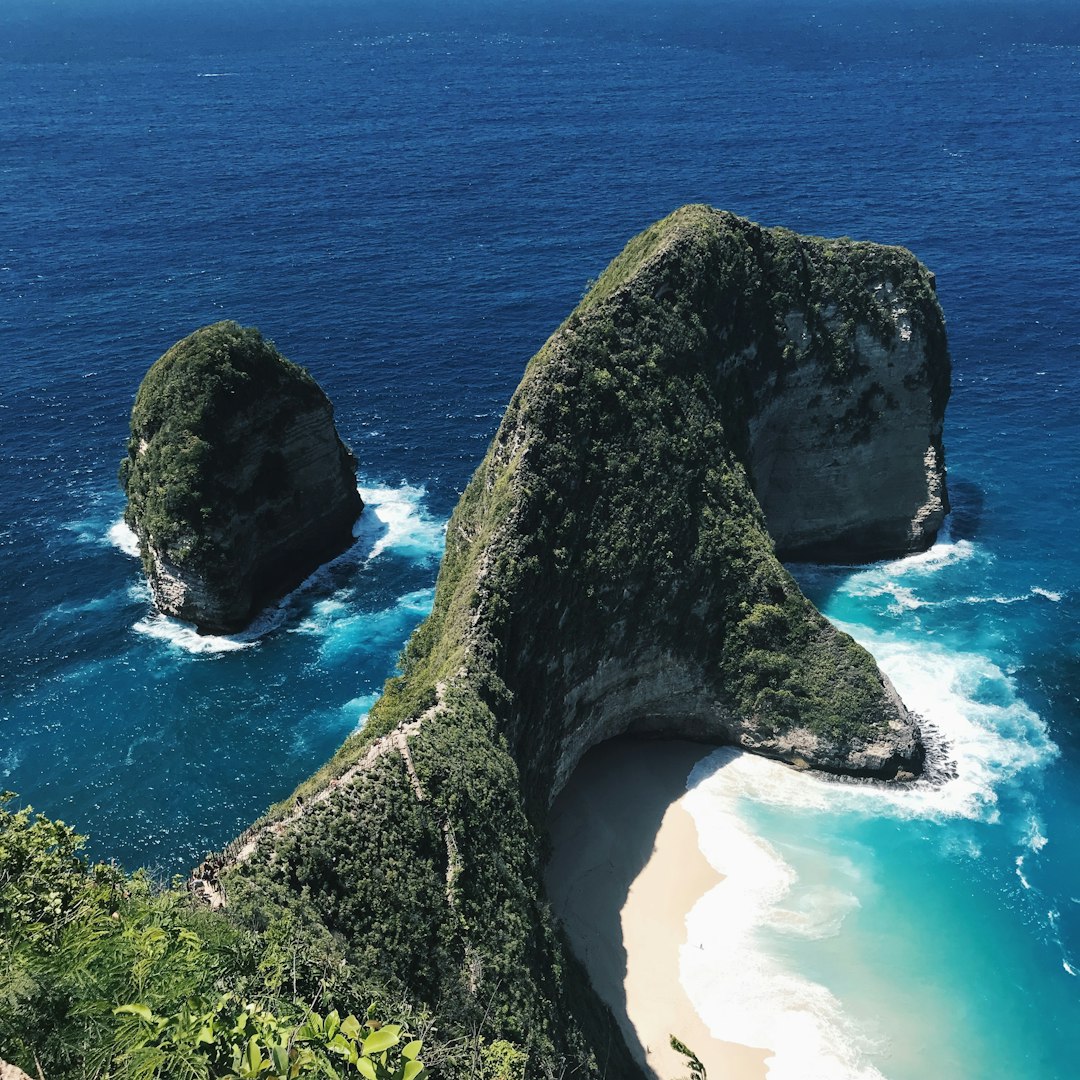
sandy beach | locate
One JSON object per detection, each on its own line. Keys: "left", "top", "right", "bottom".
{"left": 545, "top": 739, "right": 772, "bottom": 1080}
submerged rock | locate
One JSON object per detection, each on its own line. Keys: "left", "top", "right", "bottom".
{"left": 120, "top": 321, "right": 362, "bottom": 633}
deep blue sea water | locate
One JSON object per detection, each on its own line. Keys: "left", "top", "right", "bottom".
{"left": 2, "top": 1, "right": 1079, "bottom": 1075}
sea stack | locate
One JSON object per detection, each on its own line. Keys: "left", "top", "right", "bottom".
{"left": 120, "top": 321, "right": 362, "bottom": 634}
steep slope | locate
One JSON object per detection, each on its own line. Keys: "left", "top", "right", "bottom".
{"left": 215, "top": 206, "right": 950, "bottom": 1075}
{"left": 120, "top": 322, "right": 363, "bottom": 634}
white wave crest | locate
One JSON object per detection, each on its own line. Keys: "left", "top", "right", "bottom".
{"left": 877, "top": 522, "right": 977, "bottom": 576}
{"left": 844, "top": 581, "right": 927, "bottom": 613}
{"left": 345, "top": 692, "right": 381, "bottom": 733}
{"left": 107, "top": 519, "right": 141, "bottom": 558}
{"left": 677, "top": 602, "right": 1056, "bottom": 1077}
{"left": 682, "top": 632, "right": 1054, "bottom": 830}
{"left": 133, "top": 612, "right": 257, "bottom": 653}
{"left": 355, "top": 483, "right": 446, "bottom": 561}
{"left": 682, "top": 774, "right": 885, "bottom": 1079}
{"left": 1031, "top": 586, "right": 1063, "bottom": 602}
{"left": 292, "top": 587, "right": 435, "bottom": 663}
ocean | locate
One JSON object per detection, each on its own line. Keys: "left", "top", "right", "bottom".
{"left": 1, "top": 0, "right": 1077, "bottom": 1075}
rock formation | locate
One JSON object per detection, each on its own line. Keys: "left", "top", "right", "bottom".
{"left": 120, "top": 321, "right": 362, "bottom": 634}
{"left": 734, "top": 238, "right": 949, "bottom": 561}
{"left": 216, "top": 207, "right": 950, "bottom": 1075}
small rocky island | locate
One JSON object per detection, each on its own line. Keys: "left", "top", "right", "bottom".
{"left": 120, "top": 321, "right": 362, "bottom": 633}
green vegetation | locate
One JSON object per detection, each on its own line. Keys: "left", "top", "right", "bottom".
{"left": 218, "top": 206, "right": 936, "bottom": 1077}
{"left": 669, "top": 1037, "right": 707, "bottom": 1080}
{"left": 120, "top": 322, "right": 328, "bottom": 574}
{"left": 0, "top": 792, "right": 510, "bottom": 1078}
{"left": 6, "top": 208, "right": 943, "bottom": 1075}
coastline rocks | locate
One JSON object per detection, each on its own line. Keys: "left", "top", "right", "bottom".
{"left": 739, "top": 270, "right": 949, "bottom": 561}
{"left": 120, "top": 321, "right": 362, "bottom": 634}
{"left": 219, "top": 207, "right": 951, "bottom": 1076}
{"left": 474, "top": 206, "right": 947, "bottom": 794}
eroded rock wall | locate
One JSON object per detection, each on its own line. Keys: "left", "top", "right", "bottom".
{"left": 744, "top": 286, "right": 949, "bottom": 560}
{"left": 122, "top": 322, "right": 362, "bottom": 634}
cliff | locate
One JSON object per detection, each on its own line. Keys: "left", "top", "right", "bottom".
{"left": 211, "top": 208, "right": 950, "bottom": 1074}
{"left": 120, "top": 322, "right": 363, "bottom": 634}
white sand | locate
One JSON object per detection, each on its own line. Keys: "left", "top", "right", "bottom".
{"left": 545, "top": 739, "right": 772, "bottom": 1080}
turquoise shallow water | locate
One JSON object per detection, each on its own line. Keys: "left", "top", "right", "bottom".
{"left": 682, "top": 531, "right": 1078, "bottom": 1077}
{"left": 2, "top": 0, "right": 1079, "bottom": 1074}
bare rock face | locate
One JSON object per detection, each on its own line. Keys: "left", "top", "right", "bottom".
{"left": 120, "top": 322, "right": 362, "bottom": 633}
{"left": 0, "top": 1060, "right": 35, "bottom": 1080}
{"left": 742, "top": 281, "right": 949, "bottom": 561}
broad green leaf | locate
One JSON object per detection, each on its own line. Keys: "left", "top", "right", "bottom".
{"left": 245, "top": 1034, "right": 263, "bottom": 1076}
{"left": 340, "top": 1015, "right": 362, "bottom": 1041}
{"left": 326, "top": 1034, "right": 351, "bottom": 1058}
{"left": 271, "top": 1043, "right": 290, "bottom": 1074}
{"left": 363, "top": 1025, "right": 401, "bottom": 1055}
{"left": 402, "top": 1061, "right": 425, "bottom": 1080}
{"left": 401, "top": 1040, "right": 422, "bottom": 1061}
{"left": 114, "top": 1003, "right": 154, "bottom": 1023}
{"left": 325, "top": 1009, "right": 341, "bottom": 1040}
{"left": 357, "top": 1058, "right": 377, "bottom": 1080}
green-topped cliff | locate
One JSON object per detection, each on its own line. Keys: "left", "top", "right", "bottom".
{"left": 120, "top": 321, "right": 363, "bottom": 634}
{"left": 210, "top": 208, "right": 947, "bottom": 1072}
{"left": 2, "top": 207, "right": 950, "bottom": 1078}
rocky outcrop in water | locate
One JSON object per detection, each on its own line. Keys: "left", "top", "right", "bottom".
{"left": 740, "top": 267, "right": 949, "bottom": 561}
{"left": 216, "top": 206, "right": 950, "bottom": 1077}
{"left": 120, "top": 321, "right": 362, "bottom": 634}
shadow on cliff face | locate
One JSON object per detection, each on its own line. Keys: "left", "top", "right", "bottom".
{"left": 543, "top": 736, "right": 731, "bottom": 1078}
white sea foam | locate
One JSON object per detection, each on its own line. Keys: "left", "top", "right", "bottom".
{"left": 133, "top": 612, "right": 256, "bottom": 653}
{"left": 1031, "top": 586, "right": 1063, "bottom": 602}
{"left": 293, "top": 587, "right": 435, "bottom": 663}
{"left": 107, "top": 519, "right": 141, "bottom": 558}
{"left": 346, "top": 692, "right": 381, "bottom": 732}
{"left": 355, "top": 483, "right": 445, "bottom": 561}
{"left": 790, "top": 529, "right": 980, "bottom": 616}
{"left": 1024, "top": 814, "right": 1049, "bottom": 853}
{"left": 684, "top": 629, "right": 1054, "bottom": 832}
{"left": 844, "top": 581, "right": 927, "bottom": 613}
{"left": 682, "top": 771, "right": 885, "bottom": 1079}
{"left": 678, "top": 540, "right": 1058, "bottom": 1078}
{"left": 852, "top": 522, "right": 977, "bottom": 579}
{"left": 1016, "top": 855, "right": 1031, "bottom": 890}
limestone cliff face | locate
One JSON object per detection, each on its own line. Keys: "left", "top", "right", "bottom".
{"left": 121, "top": 322, "right": 362, "bottom": 634}
{"left": 738, "top": 276, "right": 949, "bottom": 561}
{"left": 458, "top": 207, "right": 946, "bottom": 799}
{"left": 219, "top": 207, "right": 950, "bottom": 1077}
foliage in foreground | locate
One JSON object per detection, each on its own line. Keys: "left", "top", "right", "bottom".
{"left": 0, "top": 793, "right": 437, "bottom": 1079}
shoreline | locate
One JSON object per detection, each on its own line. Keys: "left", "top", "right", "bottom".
{"left": 545, "top": 739, "right": 771, "bottom": 1080}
